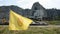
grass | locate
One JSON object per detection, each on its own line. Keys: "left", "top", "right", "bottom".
{"left": 45, "top": 21, "right": 60, "bottom": 25}
{"left": 0, "top": 25, "right": 60, "bottom": 34}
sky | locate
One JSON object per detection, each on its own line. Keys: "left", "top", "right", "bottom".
{"left": 0, "top": 0, "right": 60, "bottom": 9}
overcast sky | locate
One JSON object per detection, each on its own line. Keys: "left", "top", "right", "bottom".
{"left": 0, "top": 0, "right": 60, "bottom": 9}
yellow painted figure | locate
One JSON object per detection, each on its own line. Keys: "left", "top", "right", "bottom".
{"left": 9, "top": 10, "right": 33, "bottom": 30}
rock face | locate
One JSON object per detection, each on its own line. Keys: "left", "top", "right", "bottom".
{"left": 0, "top": 5, "right": 23, "bottom": 24}
{"left": 31, "top": 2, "right": 47, "bottom": 19}
{"left": 0, "top": 2, "right": 60, "bottom": 24}
{"left": 46, "top": 9, "right": 60, "bottom": 20}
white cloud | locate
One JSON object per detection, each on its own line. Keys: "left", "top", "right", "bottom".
{"left": 16, "top": 0, "right": 52, "bottom": 9}
{"left": 0, "top": 0, "right": 60, "bottom": 9}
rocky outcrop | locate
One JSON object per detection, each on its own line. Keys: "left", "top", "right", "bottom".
{"left": 0, "top": 5, "right": 23, "bottom": 24}
{"left": 0, "top": 2, "right": 60, "bottom": 24}
{"left": 31, "top": 2, "right": 47, "bottom": 19}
